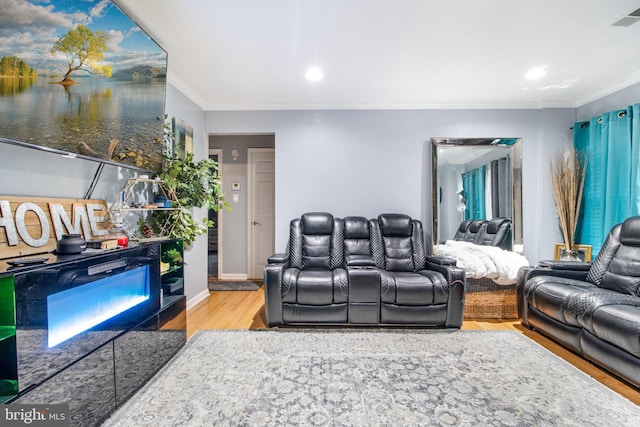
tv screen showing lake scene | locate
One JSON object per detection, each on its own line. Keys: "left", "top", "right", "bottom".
{"left": 0, "top": 0, "right": 167, "bottom": 171}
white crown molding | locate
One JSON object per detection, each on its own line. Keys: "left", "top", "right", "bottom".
{"left": 164, "top": 69, "right": 639, "bottom": 114}
{"left": 200, "top": 100, "right": 577, "bottom": 111}
{"left": 166, "top": 73, "right": 208, "bottom": 110}
{"left": 576, "top": 73, "right": 640, "bottom": 108}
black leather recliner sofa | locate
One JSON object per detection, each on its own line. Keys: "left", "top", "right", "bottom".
{"left": 264, "top": 212, "right": 466, "bottom": 328}
{"left": 461, "top": 219, "right": 488, "bottom": 243}
{"left": 518, "top": 216, "right": 640, "bottom": 387}
{"left": 475, "top": 217, "right": 512, "bottom": 250}
{"left": 453, "top": 218, "right": 512, "bottom": 251}
{"left": 453, "top": 217, "right": 512, "bottom": 250}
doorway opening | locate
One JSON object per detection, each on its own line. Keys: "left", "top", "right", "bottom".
{"left": 208, "top": 135, "right": 275, "bottom": 284}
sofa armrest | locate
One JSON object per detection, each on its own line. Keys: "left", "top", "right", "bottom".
{"left": 516, "top": 266, "right": 533, "bottom": 324}
{"left": 538, "top": 260, "right": 591, "bottom": 271}
{"left": 423, "top": 260, "right": 465, "bottom": 328}
{"left": 264, "top": 263, "right": 286, "bottom": 326}
{"left": 268, "top": 253, "right": 288, "bottom": 264}
{"left": 425, "top": 261, "right": 465, "bottom": 284}
{"left": 525, "top": 260, "right": 591, "bottom": 282}
{"left": 425, "top": 255, "right": 456, "bottom": 267}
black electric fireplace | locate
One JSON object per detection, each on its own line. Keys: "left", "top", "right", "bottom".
{"left": 12, "top": 244, "right": 161, "bottom": 393}
{"left": 0, "top": 240, "right": 185, "bottom": 426}
{"left": 47, "top": 263, "right": 151, "bottom": 348}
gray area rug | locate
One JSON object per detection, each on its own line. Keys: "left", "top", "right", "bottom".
{"left": 208, "top": 281, "right": 261, "bottom": 291}
{"left": 103, "top": 330, "right": 640, "bottom": 426}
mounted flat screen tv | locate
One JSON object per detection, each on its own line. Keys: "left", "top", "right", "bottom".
{"left": 0, "top": 0, "right": 167, "bottom": 172}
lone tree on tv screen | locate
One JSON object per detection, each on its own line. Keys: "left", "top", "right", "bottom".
{"left": 51, "top": 24, "right": 112, "bottom": 85}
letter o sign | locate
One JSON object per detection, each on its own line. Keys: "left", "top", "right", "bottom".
{"left": 16, "top": 202, "right": 50, "bottom": 247}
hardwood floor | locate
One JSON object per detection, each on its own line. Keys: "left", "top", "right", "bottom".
{"left": 187, "top": 287, "right": 640, "bottom": 406}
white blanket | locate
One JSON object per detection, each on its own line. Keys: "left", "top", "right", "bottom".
{"left": 434, "top": 240, "right": 530, "bottom": 285}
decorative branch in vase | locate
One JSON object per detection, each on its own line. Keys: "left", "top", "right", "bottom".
{"left": 549, "top": 146, "right": 587, "bottom": 260}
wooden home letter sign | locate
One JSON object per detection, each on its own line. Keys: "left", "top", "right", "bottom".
{"left": 0, "top": 196, "right": 110, "bottom": 259}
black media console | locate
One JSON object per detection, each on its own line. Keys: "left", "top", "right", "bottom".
{"left": 0, "top": 239, "right": 186, "bottom": 426}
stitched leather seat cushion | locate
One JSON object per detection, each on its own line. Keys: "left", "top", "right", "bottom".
{"left": 380, "top": 270, "right": 448, "bottom": 305}
{"left": 524, "top": 275, "right": 598, "bottom": 325}
{"left": 590, "top": 304, "right": 640, "bottom": 357}
{"left": 282, "top": 269, "right": 348, "bottom": 305}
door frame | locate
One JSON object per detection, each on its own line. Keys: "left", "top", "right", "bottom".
{"left": 247, "top": 148, "right": 275, "bottom": 280}
{"left": 209, "top": 148, "right": 223, "bottom": 279}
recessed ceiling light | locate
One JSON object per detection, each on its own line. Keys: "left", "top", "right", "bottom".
{"left": 525, "top": 67, "right": 547, "bottom": 80}
{"left": 305, "top": 67, "right": 323, "bottom": 81}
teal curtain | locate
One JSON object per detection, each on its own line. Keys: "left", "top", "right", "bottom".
{"left": 462, "top": 165, "right": 486, "bottom": 220}
{"left": 632, "top": 104, "right": 640, "bottom": 215}
{"left": 574, "top": 103, "right": 640, "bottom": 255}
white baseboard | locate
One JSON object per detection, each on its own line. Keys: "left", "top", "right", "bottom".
{"left": 219, "top": 273, "right": 248, "bottom": 280}
{"left": 187, "top": 289, "right": 210, "bottom": 311}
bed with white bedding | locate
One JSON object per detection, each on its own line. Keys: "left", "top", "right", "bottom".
{"left": 434, "top": 240, "right": 530, "bottom": 285}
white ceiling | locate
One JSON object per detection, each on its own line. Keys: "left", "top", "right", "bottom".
{"left": 116, "top": 0, "right": 640, "bottom": 111}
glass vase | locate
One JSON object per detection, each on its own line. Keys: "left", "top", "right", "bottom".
{"left": 560, "top": 249, "right": 581, "bottom": 262}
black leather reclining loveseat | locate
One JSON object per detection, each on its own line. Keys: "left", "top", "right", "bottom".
{"left": 518, "top": 216, "right": 640, "bottom": 387}
{"left": 264, "top": 212, "right": 466, "bottom": 328}
{"left": 452, "top": 217, "right": 512, "bottom": 250}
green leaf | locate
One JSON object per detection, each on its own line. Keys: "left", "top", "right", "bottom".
{"left": 151, "top": 117, "right": 230, "bottom": 246}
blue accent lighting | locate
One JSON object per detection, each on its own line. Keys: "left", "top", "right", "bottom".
{"left": 47, "top": 266, "right": 150, "bottom": 348}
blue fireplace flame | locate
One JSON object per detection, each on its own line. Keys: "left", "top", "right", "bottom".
{"left": 47, "top": 265, "right": 150, "bottom": 348}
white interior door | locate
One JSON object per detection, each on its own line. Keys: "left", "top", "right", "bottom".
{"left": 248, "top": 149, "right": 275, "bottom": 280}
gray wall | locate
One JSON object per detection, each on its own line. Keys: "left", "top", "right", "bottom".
{"left": 164, "top": 83, "right": 207, "bottom": 303}
{"left": 206, "top": 108, "right": 577, "bottom": 266}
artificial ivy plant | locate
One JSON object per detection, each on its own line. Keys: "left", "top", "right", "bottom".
{"left": 147, "top": 119, "right": 229, "bottom": 247}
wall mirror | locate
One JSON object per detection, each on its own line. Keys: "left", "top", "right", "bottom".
{"left": 431, "top": 137, "right": 523, "bottom": 253}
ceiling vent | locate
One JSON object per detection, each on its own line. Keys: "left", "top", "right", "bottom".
{"left": 612, "top": 7, "right": 640, "bottom": 27}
